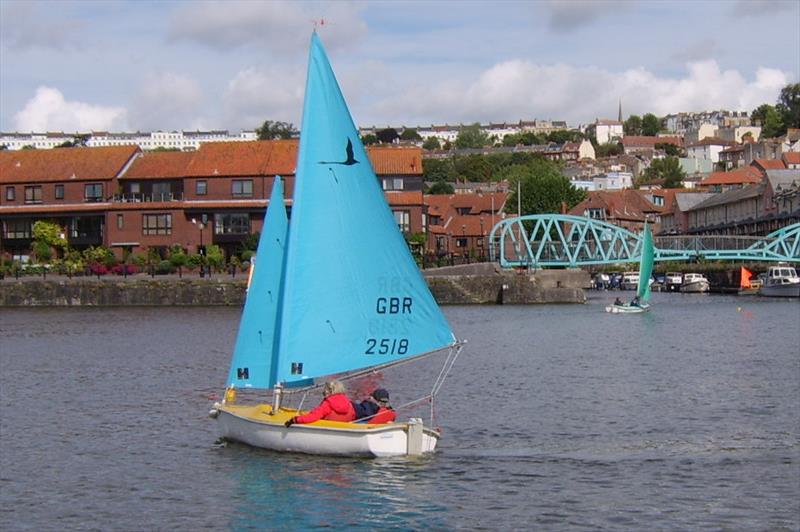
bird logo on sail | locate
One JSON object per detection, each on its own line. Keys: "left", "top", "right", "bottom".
{"left": 319, "top": 138, "right": 359, "bottom": 165}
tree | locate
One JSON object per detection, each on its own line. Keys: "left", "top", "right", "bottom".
{"left": 361, "top": 134, "right": 378, "bottom": 145}
{"left": 595, "top": 142, "right": 623, "bottom": 158}
{"left": 400, "top": 128, "right": 422, "bottom": 142}
{"left": 422, "top": 137, "right": 441, "bottom": 150}
{"left": 455, "top": 123, "right": 489, "bottom": 149}
{"left": 624, "top": 115, "right": 642, "bottom": 136}
{"left": 454, "top": 154, "right": 492, "bottom": 182}
{"left": 169, "top": 245, "right": 188, "bottom": 278}
{"left": 422, "top": 158, "right": 455, "bottom": 181}
{"left": 427, "top": 180, "right": 455, "bottom": 194}
{"left": 376, "top": 128, "right": 399, "bottom": 144}
{"left": 643, "top": 157, "right": 685, "bottom": 188}
{"left": 546, "top": 129, "right": 582, "bottom": 144}
{"left": 31, "top": 221, "right": 68, "bottom": 263}
{"left": 776, "top": 82, "right": 800, "bottom": 131}
{"left": 752, "top": 103, "right": 785, "bottom": 138}
{"left": 655, "top": 142, "right": 682, "bottom": 157}
{"left": 502, "top": 159, "right": 586, "bottom": 215}
{"left": 256, "top": 120, "right": 298, "bottom": 140}
{"left": 641, "top": 113, "right": 661, "bottom": 136}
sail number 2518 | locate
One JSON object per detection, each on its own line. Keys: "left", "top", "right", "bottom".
{"left": 366, "top": 338, "right": 409, "bottom": 355}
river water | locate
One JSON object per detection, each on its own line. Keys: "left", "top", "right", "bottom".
{"left": 1, "top": 293, "right": 798, "bottom": 531}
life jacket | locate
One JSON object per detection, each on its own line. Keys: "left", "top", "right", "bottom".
{"left": 294, "top": 393, "right": 356, "bottom": 423}
{"left": 367, "top": 406, "right": 396, "bottom": 424}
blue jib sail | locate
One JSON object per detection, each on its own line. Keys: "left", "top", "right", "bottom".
{"left": 227, "top": 176, "right": 288, "bottom": 388}
{"left": 271, "top": 32, "right": 456, "bottom": 388}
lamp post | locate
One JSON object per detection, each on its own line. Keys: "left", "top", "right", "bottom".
{"left": 192, "top": 218, "right": 206, "bottom": 277}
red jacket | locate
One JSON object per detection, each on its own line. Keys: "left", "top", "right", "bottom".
{"left": 294, "top": 393, "right": 356, "bottom": 424}
{"left": 368, "top": 406, "right": 396, "bottom": 424}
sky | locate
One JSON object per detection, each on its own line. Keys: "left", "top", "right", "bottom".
{"left": 1, "top": 0, "right": 798, "bottom": 134}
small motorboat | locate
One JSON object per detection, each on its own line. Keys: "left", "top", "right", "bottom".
{"left": 680, "top": 273, "right": 710, "bottom": 293}
{"left": 759, "top": 263, "right": 800, "bottom": 297}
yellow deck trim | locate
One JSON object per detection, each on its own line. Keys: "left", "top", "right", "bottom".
{"left": 219, "top": 403, "right": 397, "bottom": 430}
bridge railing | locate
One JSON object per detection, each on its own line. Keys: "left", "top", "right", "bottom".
{"left": 489, "top": 215, "right": 800, "bottom": 267}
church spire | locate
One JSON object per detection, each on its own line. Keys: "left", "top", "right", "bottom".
{"left": 618, "top": 98, "right": 623, "bottom": 122}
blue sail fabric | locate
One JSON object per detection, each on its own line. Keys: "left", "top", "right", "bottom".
{"left": 227, "top": 176, "right": 288, "bottom": 389}
{"left": 270, "top": 33, "right": 456, "bottom": 388}
{"left": 636, "top": 224, "right": 654, "bottom": 303}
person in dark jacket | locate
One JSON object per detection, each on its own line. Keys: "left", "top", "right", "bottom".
{"left": 285, "top": 380, "right": 356, "bottom": 427}
{"left": 353, "top": 388, "right": 396, "bottom": 424}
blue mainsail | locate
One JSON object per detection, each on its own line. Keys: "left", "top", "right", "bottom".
{"left": 227, "top": 176, "right": 288, "bottom": 388}
{"left": 270, "top": 33, "right": 456, "bottom": 387}
{"left": 636, "top": 224, "right": 654, "bottom": 303}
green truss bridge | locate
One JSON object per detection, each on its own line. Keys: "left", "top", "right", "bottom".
{"left": 488, "top": 215, "right": 800, "bottom": 268}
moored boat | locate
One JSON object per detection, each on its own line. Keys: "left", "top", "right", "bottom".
{"left": 620, "top": 271, "right": 639, "bottom": 290}
{"left": 759, "top": 263, "right": 800, "bottom": 297}
{"left": 680, "top": 273, "right": 710, "bottom": 293}
{"left": 665, "top": 272, "right": 683, "bottom": 292}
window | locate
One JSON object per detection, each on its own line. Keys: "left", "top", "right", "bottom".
{"left": 142, "top": 213, "right": 172, "bottom": 235}
{"left": 585, "top": 208, "right": 604, "bottom": 220}
{"left": 393, "top": 210, "right": 410, "bottom": 233}
{"left": 652, "top": 195, "right": 664, "bottom": 207}
{"left": 152, "top": 182, "right": 171, "bottom": 201}
{"left": 3, "top": 219, "right": 31, "bottom": 239}
{"left": 84, "top": 183, "right": 103, "bottom": 202}
{"left": 214, "top": 213, "right": 250, "bottom": 235}
{"left": 456, "top": 238, "right": 468, "bottom": 248}
{"left": 232, "top": 180, "right": 253, "bottom": 197}
{"left": 55, "top": 184, "right": 64, "bottom": 200}
{"left": 5, "top": 186, "right": 15, "bottom": 201}
{"left": 196, "top": 180, "right": 207, "bottom": 196}
{"left": 382, "top": 178, "right": 404, "bottom": 191}
{"left": 117, "top": 214, "right": 124, "bottom": 229}
{"left": 24, "top": 186, "right": 42, "bottom": 204}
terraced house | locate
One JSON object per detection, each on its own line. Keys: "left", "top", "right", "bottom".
{"left": 0, "top": 142, "right": 425, "bottom": 261}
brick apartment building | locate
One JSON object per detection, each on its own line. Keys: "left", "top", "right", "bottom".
{"left": 0, "top": 141, "right": 425, "bottom": 261}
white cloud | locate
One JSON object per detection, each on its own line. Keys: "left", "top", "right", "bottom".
{"left": 222, "top": 67, "right": 305, "bottom": 131}
{"left": 366, "top": 60, "right": 792, "bottom": 127}
{"left": 0, "top": 1, "right": 85, "bottom": 51}
{"left": 13, "top": 87, "right": 128, "bottom": 132}
{"left": 129, "top": 72, "right": 206, "bottom": 131}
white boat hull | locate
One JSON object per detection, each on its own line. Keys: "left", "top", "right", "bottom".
{"left": 213, "top": 404, "right": 439, "bottom": 457}
{"left": 680, "top": 281, "right": 709, "bottom": 293}
{"left": 759, "top": 284, "right": 800, "bottom": 297}
{"left": 605, "top": 303, "right": 650, "bottom": 314}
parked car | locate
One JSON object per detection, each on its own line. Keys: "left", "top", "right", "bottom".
{"left": 593, "top": 273, "right": 610, "bottom": 290}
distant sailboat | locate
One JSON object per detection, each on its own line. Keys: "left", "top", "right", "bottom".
{"left": 606, "top": 224, "right": 654, "bottom": 314}
{"left": 209, "top": 32, "right": 464, "bottom": 457}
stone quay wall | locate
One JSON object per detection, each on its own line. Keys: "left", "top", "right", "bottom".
{"left": 0, "top": 265, "right": 588, "bottom": 307}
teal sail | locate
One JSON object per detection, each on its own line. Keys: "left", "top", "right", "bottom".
{"left": 270, "top": 33, "right": 456, "bottom": 388}
{"left": 636, "top": 224, "right": 654, "bottom": 303}
{"left": 227, "top": 176, "right": 288, "bottom": 389}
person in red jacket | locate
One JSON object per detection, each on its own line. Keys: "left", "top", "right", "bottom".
{"left": 284, "top": 380, "right": 356, "bottom": 427}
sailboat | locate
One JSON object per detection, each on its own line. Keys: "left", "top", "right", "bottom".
{"left": 209, "top": 32, "right": 464, "bottom": 457}
{"left": 606, "top": 224, "right": 654, "bottom": 314}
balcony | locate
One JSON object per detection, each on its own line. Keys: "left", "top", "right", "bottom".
{"left": 113, "top": 192, "right": 184, "bottom": 203}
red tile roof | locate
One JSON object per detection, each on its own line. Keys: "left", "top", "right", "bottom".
{"left": 568, "top": 189, "right": 658, "bottom": 220}
{"left": 622, "top": 136, "right": 683, "bottom": 147}
{"left": 783, "top": 152, "right": 800, "bottom": 165}
{"left": 185, "top": 140, "right": 295, "bottom": 177}
{"left": 385, "top": 191, "right": 423, "bottom": 206}
{"left": 123, "top": 150, "right": 195, "bottom": 179}
{"left": 752, "top": 158, "right": 786, "bottom": 170}
{"left": 700, "top": 167, "right": 762, "bottom": 186}
{"left": 0, "top": 145, "right": 140, "bottom": 183}
{"left": 366, "top": 146, "right": 422, "bottom": 175}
